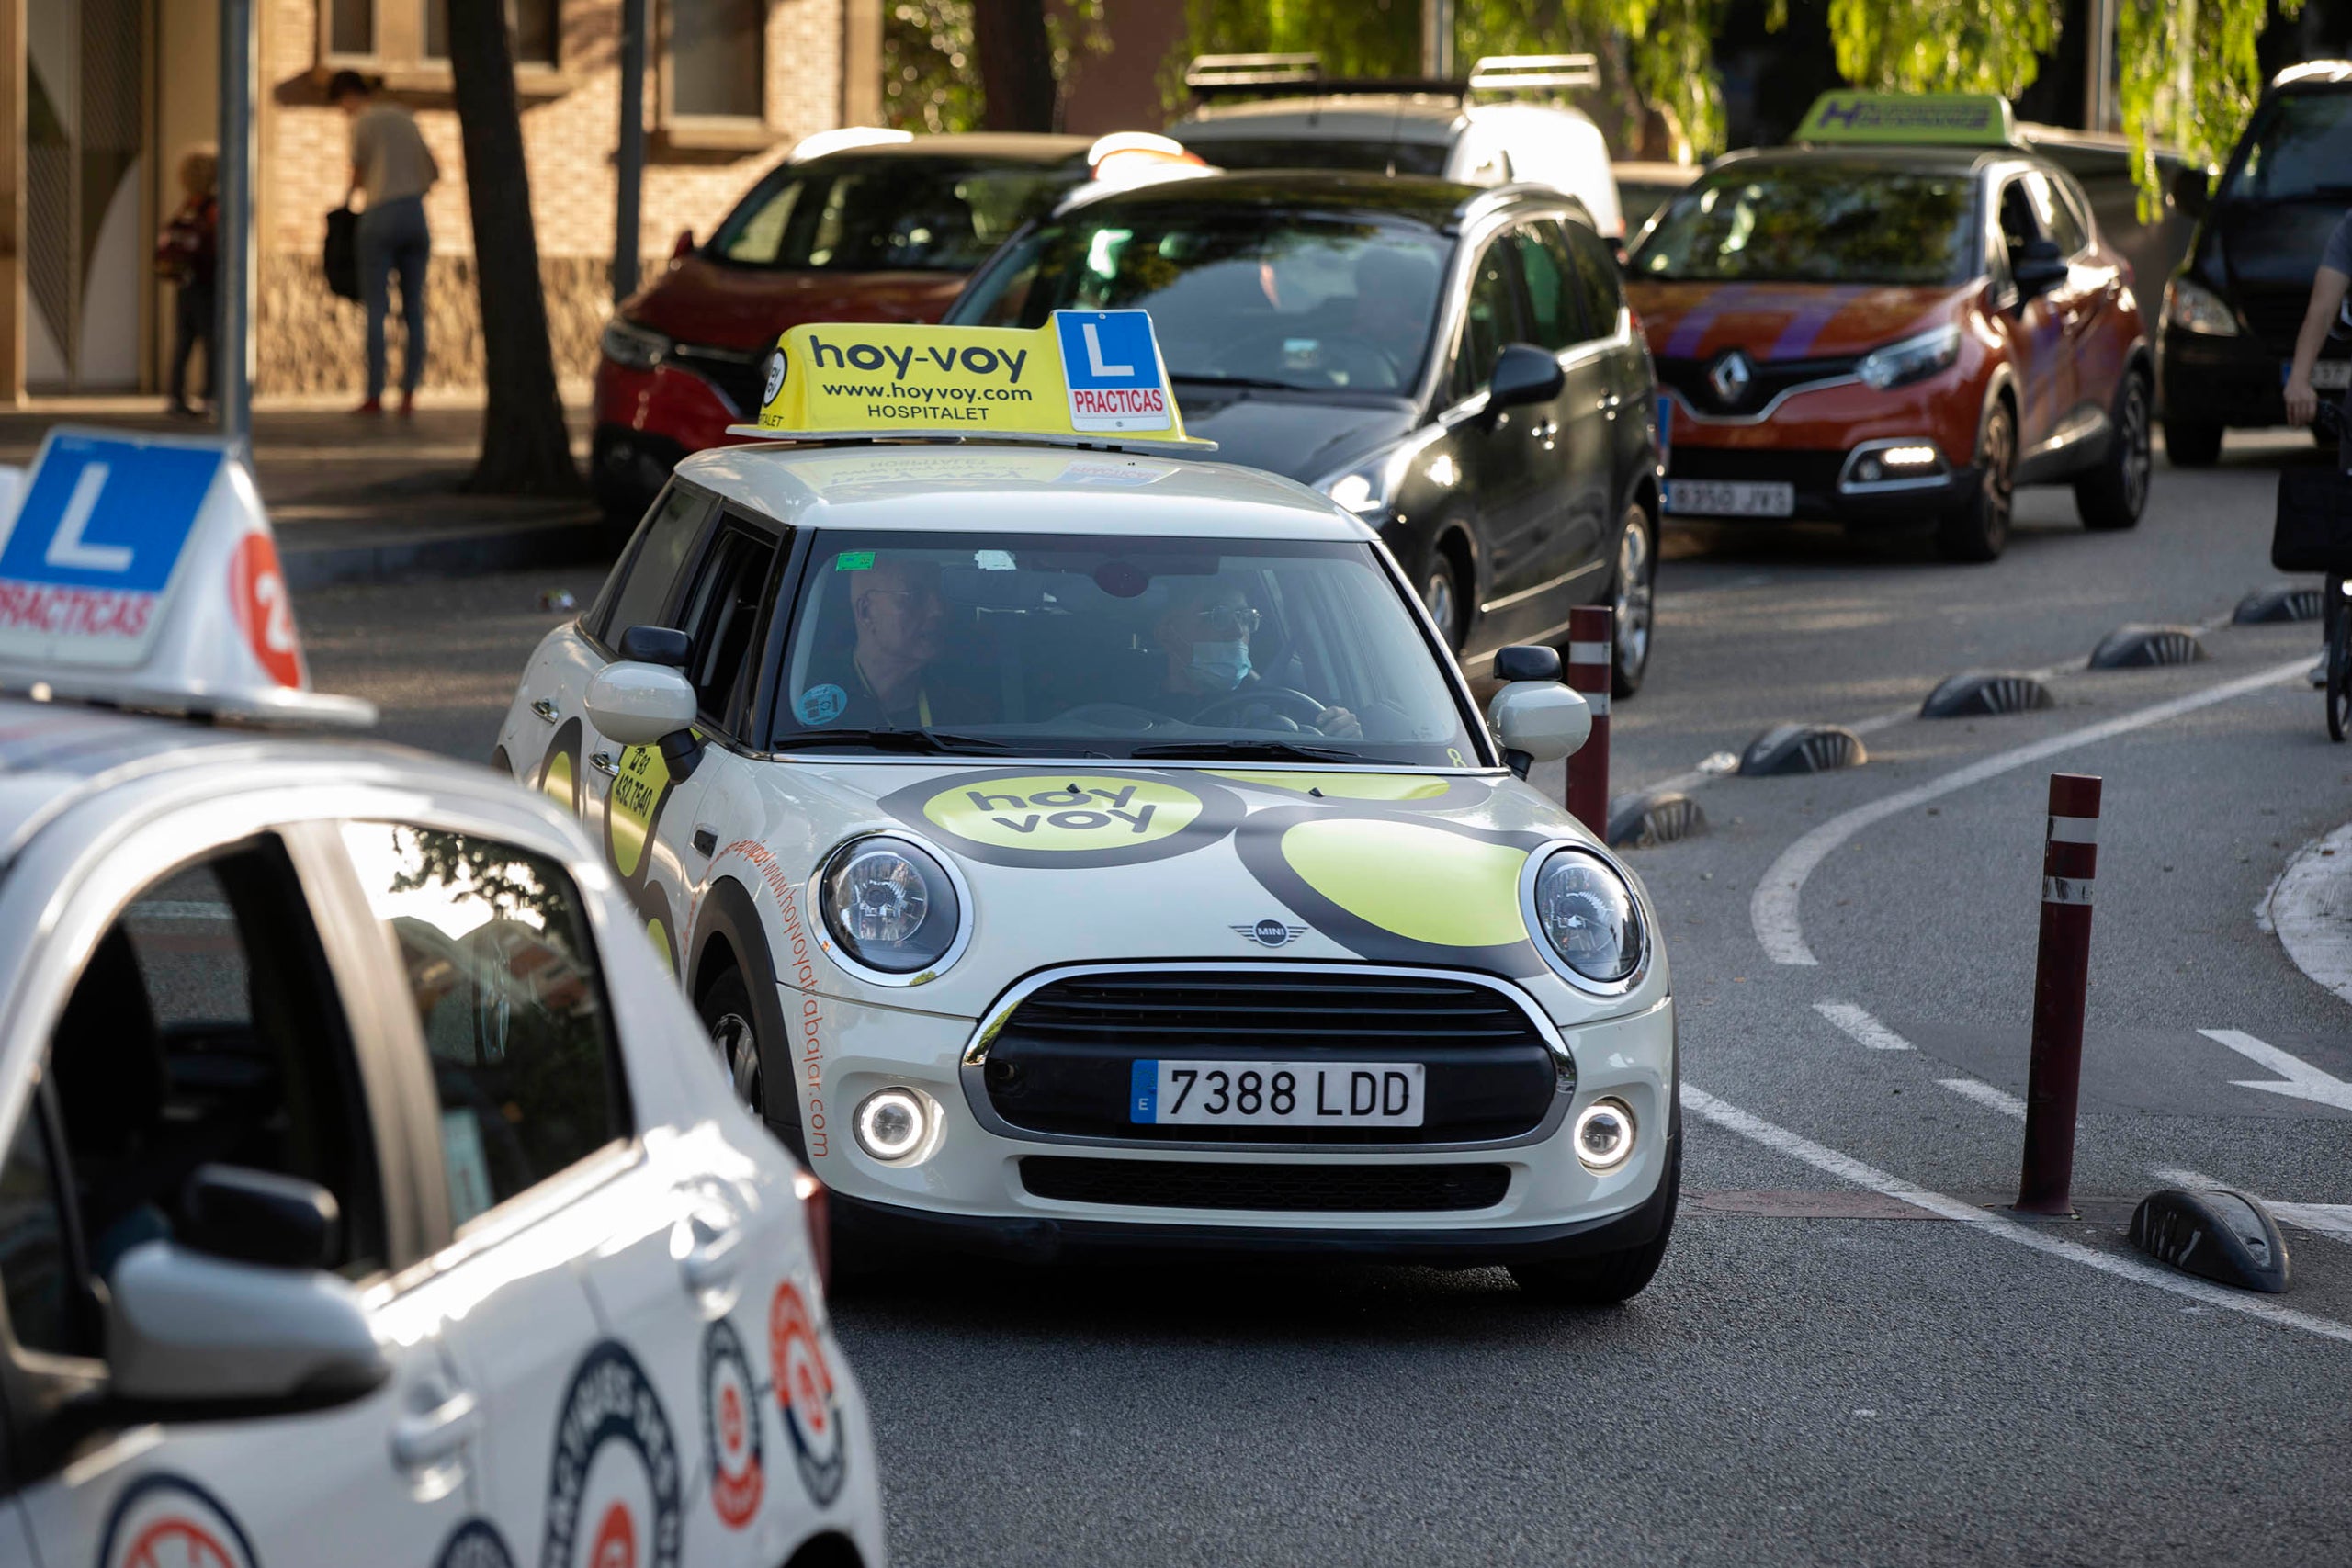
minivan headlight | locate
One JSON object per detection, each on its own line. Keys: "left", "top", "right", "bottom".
{"left": 2164, "top": 277, "right": 2238, "bottom": 337}
{"left": 1856, "top": 324, "right": 1962, "bottom": 390}
{"left": 1527, "top": 848, "right": 1646, "bottom": 987}
{"left": 819, "top": 836, "right": 965, "bottom": 978}
{"left": 601, "top": 316, "right": 671, "bottom": 370}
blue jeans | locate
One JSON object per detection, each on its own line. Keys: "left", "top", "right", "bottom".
{"left": 358, "top": 195, "right": 430, "bottom": 400}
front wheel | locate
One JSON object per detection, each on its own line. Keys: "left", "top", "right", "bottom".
{"left": 2075, "top": 374, "right": 2152, "bottom": 530}
{"left": 2328, "top": 613, "right": 2350, "bottom": 744}
{"left": 1938, "top": 400, "right": 2014, "bottom": 562}
{"left": 1600, "top": 502, "right": 1657, "bottom": 698}
{"left": 1508, "top": 1148, "right": 1679, "bottom": 1306}
{"left": 697, "top": 966, "right": 768, "bottom": 1120}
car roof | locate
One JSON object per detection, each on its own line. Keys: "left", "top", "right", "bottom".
{"left": 801, "top": 132, "right": 1094, "bottom": 165}
{"left": 674, "top": 442, "right": 1374, "bottom": 542}
{"left": 1026, "top": 168, "right": 1540, "bottom": 229}
{"left": 1708, "top": 144, "right": 2011, "bottom": 178}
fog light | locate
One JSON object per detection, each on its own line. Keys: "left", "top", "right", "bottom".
{"left": 1573, "top": 1099, "right": 1635, "bottom": 1170}
{"left": 854, "top": 1088, "right": 928, "bottom": 1161}
{"left": 1881, "top": 444, "right": 1939, "bottom": 468}
{"left": 1857, "top": 458, "right": 1883, "bottom": 482}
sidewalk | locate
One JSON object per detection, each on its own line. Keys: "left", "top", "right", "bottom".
{"left": 0, "top": 390, "right": 610, "bottom": 587}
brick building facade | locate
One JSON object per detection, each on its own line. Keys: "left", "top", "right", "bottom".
{"left": 0, "top": 0, "right": 879, "bottom": 400}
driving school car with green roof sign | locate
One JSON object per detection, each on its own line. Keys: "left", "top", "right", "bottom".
{"left": 494, "top": 310, "right": 1679, "bottom": 1303}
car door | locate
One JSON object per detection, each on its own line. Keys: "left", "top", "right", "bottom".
{"left": 1498, "top": 219, "right": 1615, "bottom": 643}
{"left": 1993, "top": 171, "right": 2072, "bottom": 451}
{"left": 4, "top": 825, "right": 473, "bottom": 1565}
{"left": 1441, "top": 233, "right": 1552, "bottom": 649}
{"left": 2035, "top": 169, "right": 2128, "bottom": 428}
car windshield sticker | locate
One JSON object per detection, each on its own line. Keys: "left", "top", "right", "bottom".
{"left": 0, "top": 432, "right": 222, "bottom": 670}
{"left": 702, "top": 1318, "right": 766, "bottom": 1529}
{"left": 770, "top": 1282, "right": 846, "bottom": 1506}
{"left": 834, "top": 551, "right": 876, "bottom": 571}
{"left": 882, "top": 770, "right": 1246, "bottom": 869}
{"left": 98, "top": 1475, "right": 260, "bottom": 1568}
{"left": 435, "top": 1519, "right": 518, "bottom": 1568}
{"left": 797, "top": 683, "right": 848, "bottom": 725}
{"left": 545, "top": 1342, "right": 684, "bottom": 1568}
{"left": 974, "top": 548, "right": 1016, "bottom": 570}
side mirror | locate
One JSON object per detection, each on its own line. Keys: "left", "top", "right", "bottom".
{"left": 620, "top": 623, "right": 691, "bottom": 667}
{"left": 1493, "top": 643, "right": 1562, "bottom": 682}
{"left": 586, "top": 660, "right": 697, "bottom": 746}
{"left": 1484, "top": 343, "right": 1566, "bottom": 423}
{"left": 181, "top": 1164, "right": 340, "bottom": 1269}
{"left": 106, "top": 1240, "right": 387, "bottom": 1414}
{"left": 2011, "top": 236, "right": 2069, "bottom": 294}
{"left": 1487, "top": 679, "right": 1589, "bottom": 778}
{"left": 2168, "top": 164, "right": 2211, "bottom": 220}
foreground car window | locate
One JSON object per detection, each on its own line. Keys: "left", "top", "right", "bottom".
{"left": 1633, "top": 164, "right": 1977, "bottom": 286}
{"left": 957, "top": 212, "right": 1451, "bottom": 394}
{"left": 710, "top": 155, "right": 1079, "bottom": 272}
{"left": 775, "top": 533, "right": 1481, "bottom": 766}
{"left": 2223, "top": 94, "right": 2352, "bottom": 203}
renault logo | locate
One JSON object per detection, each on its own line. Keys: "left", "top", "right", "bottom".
{"left": 1707, "top": 350, "right": 1754, "bottom": 405}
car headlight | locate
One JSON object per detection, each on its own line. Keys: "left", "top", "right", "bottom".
{"left": 601, "top": 316, "right": 671, "bottom": 370}
{"left": 1855, "top": 324, "right": 1962, "bottom": 390}
{"left": 819, "top": 836, "right": 964, "bottom": 977}
{"left": 2164, "top": 277, "right": 2237, "bottom": 337}
{"left": 1314, "top": 428, "right": 1449, "bottom": 518}
{"left": 1528, "top": 847, "right": 1646, "bottom": 987}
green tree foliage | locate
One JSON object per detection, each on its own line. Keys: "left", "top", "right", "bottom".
{"left": 2120, "top": 0, "right": 2302, "bottom": 202}
{"left": 1825, "top": 0, "right": 2059, "bottom": 102}
{"left": 882, "top": 0, "right": 1109, "bottom": 133}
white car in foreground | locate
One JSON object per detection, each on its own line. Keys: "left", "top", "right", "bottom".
{"left": 498, "top": 424, "right": 1680, "bottom": 1303}
{"left": 0, "top": 429, "right": 880, "bottom": 1568}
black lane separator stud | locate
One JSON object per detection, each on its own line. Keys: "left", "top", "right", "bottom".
{"left": 1737, "top": 723, "right": 1867, "bottom": 777}
{"left": 1606, "top": 789, "right": 1706, "bottom": 849}
{"left": 2088, "top": 624, "right": 2207, "bottom": 669}
{"left": 2233, "top": 583, "right": 2325, "bottom": 624}
{"left": 1920, "top": 671, "right": 2054, "bottom": 718}
{"left": 2129, "top": 1187, "right": 2291, "bottom": 1293}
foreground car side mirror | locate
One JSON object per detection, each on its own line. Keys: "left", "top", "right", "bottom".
{"left": 1484, "top": 344, "right": 1566, "bottom": 425}
{"left": 587, "top": 660, "right": 698, "bottom": 747}
{"left": 2011, "top": 237, "right": 2069, "bottom": 294}
{"left": 1487, "top": 672, "right": 1589, "bottom": 779}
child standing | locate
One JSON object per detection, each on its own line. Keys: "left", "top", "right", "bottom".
{"left": 156, "top": 149, "right": 220, "bottom": 419}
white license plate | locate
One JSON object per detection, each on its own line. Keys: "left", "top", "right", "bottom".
{"left": 2312, "top": 361, "right": 2352, "bottom": 390}
{"left": 1666, "top": 479, "right": 1795, "bottom": 517}
{"left": 1130, "top": 1060, "right": 1425, "bottom": 1127}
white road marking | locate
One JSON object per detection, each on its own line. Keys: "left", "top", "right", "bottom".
{"left": 1752, "top": 659, "right": 2310, "bottom": 965}
{"left": 2152, "top": 1167, "right": 2352, "bottom": 1245}
{"left": 2266, "top": 824, "right": 2352, "bottom": 1009}
{"left": 1680, "top": 1083, "right": 2352, "bottom": 1346}
{"left": 1938, "top": 1077, "right": 2026, "bottom": 1118}
{"left": 2196, "top": 1028, "right": 2352, "bottom": 1111}
{"left": 1813, "top": 999, "right": 1914, "bottom": 1050}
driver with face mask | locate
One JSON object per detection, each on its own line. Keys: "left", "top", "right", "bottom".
{"left": 1146, "top": 579, "right": 1362, "bottom": 738}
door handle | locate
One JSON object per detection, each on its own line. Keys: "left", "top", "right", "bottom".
{"left": 590, "top": 750, "right": 618, "bottom": 776}
{"left": 530, "top": 697, "right": 560, "bottom": 724}
{"left": 390, "top": 1385, "right": 480, "bottom": 1469}
{"left": 681, "top": 1212, "right": 744, "bottom": 1293}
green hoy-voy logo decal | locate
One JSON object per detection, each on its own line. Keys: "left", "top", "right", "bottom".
{"left": 883, "top": 771, "right": 1244, "bottom": 868}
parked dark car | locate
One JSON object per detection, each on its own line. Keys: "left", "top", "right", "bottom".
{"left": 943, "top": 172, "right": 1665, "bottom": 694}
{"left": 2157, "top": 62, "right": 2352, "bottom": 466}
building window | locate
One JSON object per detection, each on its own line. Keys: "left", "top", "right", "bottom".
{"left": 328, "top": 0, "right": 376, "bottom": 56}
{"left": 424, "top": 0, "right": 561, "bottom": 66}
{"left": 669, "top": 0, "right": 765, "bottom": 120}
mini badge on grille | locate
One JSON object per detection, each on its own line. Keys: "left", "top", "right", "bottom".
{"left": 1234, "top": 918, "right": 1307, "bottom": 948}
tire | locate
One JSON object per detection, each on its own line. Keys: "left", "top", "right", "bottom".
{"left": 2328, "top": 615, "right": 2350, "bottom": 744}
{"left": 2162, "top": 417, "right": 2223, "bottom": 468}
{"left": 1938, "top": 400, "right": 2015, "bottom": 562}
{"left": 1600, "top": 502, "right": 1657, "bottom": 699}
{"left": 2075, "top": 373, "right": 2152, "bottom": 531}
{"left": 1509, "top": 1144, "right": 1679, "bottom": 1306}
{"left": 1420, "top": 547, "right": 1466, "bottom": 653}
{"left": 696, "top": 965, "right": 768, "bottom": 1119}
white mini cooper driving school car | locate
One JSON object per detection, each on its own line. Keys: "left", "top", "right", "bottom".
{"left": 497, "top": 313, "right": 1679, "bottom": 1303}
{"left": 0, "top": 430, "right": 880, "bottom": 1568}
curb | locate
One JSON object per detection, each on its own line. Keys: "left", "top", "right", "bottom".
{"left": 282, "top": 515, "right": 612, "bottom": 588}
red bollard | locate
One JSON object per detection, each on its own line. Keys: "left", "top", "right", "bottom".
{"left": 1566, "top": 605, "right": 1612, "bottom": 838}
{"left": 2016, "top": 773, "right": 2102, "bottom": 1215}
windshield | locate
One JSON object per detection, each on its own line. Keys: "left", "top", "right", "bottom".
{"left": 951, "top": 211, "right": 1452, "bottom": 394}
{"left": 2222, "top": 92, "right": 2352, "bottom": 203}
{"left": 1181, "top": 137, "right": 1451, "bottom": 178}
{"left": 708, "top": 155, "right": 1081, "bottom": 272}
{"left": 1632, "top": 164, "right": 1978, "bottom": 285}
{"left": 774, "top": 533, "right": 1481, "bottom": 766}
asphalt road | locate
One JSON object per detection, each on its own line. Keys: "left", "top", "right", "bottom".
{"left": 303, "top": 429, "right": 2352, "bottom": 1567}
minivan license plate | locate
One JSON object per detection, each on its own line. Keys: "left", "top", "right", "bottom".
{"left": 1667, "top": 479, "right": 1795, "bottom": 517}
{"left": 1131, "top": 1060, "right": 1425, "bottom": 1127}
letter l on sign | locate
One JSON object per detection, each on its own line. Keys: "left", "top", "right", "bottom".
{"left": 1082, "top": 323, "right": 1134, "bottom": 378}
{"left": 45, "top": 465, "right": 132, "bottom": 572}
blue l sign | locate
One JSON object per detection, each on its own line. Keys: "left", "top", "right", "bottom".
{"left": 1054, "top": 310, "right": 1172, "bottom": 432}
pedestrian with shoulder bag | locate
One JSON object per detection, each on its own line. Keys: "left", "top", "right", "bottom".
{"left": 330, "top": 69, "right": 439, "bottom": 416}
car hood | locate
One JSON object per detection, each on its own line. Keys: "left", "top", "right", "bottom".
{"left": 1172, "top": 391, "right": 1423, "bottom": 485}
{"left": 626, "top": 255, "right": 967, "bottom": 351}
{"left": 1625, "top": 281, "right": 1967, "bottom": 362}
{"left": 730, "top": 760, "right": 1667, "bottom": 1030}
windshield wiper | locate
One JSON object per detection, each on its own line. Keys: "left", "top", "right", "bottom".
{"left": 1129, "top": 738, "right": 1365, "bottom": 763}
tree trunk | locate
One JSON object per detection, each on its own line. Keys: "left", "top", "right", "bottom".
{"left": 446, "top": 0, "right": 580, "bottom": 495}
{"left": 974, "top": 0, "right": 1058, "bottom": 131}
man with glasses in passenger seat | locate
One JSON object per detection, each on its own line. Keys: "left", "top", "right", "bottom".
{"left": 1146, "top": 580, "right": 1363, "bottom": 738}
{"left": 2283, "top": 206, "right": 2351, "bottom": 689}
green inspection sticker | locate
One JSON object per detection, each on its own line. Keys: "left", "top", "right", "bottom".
{"left": 835, "top": 551, "right": 876, "bottom": 571}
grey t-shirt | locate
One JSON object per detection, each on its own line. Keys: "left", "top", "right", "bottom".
{"left": 2325, "top": 209, "right": 2352, "bottom": 278}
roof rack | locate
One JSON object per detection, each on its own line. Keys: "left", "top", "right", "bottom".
{"left": 1182, "top": 51, "right": 1597, "bottom": 103}
{"left": 1184, "top": 53, "right": 1323, "bottom": 92}
{"left": 1465, "top": 54, "right": 1600, "bottom": 92}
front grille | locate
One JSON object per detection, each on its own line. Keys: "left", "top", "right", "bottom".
{"left": 667, "top": 343, "right": 767, "bottom": 416}
{"left": 1020, "top": 1156, "right": 1511, "bottom": 1212}
{"left": 978, "top": 970, "right": 1561, "bottom": 1145}
{"left": 1657, "top": 354, "right": 1859, "bottom": 418}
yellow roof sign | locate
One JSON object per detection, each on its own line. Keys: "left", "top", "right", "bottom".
{"left": 727, "top": 310, "right": 1216, "bottom": 454}
{"left": 1794, "top": 92, "right": 2017, "bottom": 148}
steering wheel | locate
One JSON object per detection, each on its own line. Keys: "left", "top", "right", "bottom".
{"left": 1317, "top": 336, "right": 1407, "bottom": 388}
{"left": 1190, "top": 685, "right": 1330, "bottom": 729}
